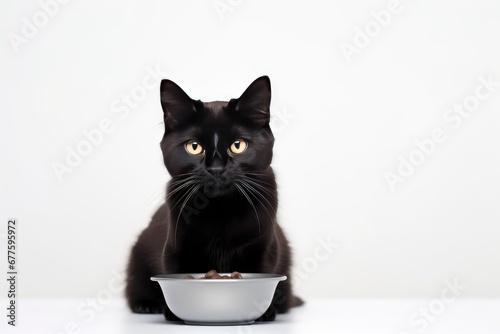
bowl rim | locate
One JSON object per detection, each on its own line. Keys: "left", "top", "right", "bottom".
{"left": 150, "top": 273, "right": 287, "bottom": 282}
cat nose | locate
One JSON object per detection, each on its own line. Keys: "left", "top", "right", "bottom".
{"left": 207, "top": 165, "right": 225, "bottom": 177}
{"left": 206, "top": 151, "right": 226, "bottom": 176}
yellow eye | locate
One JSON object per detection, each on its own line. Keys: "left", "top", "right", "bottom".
{"left": 185, "top": 141, "right": 204, "bottom": 155}
{"left": 230, "top": 139, "right": 248, "bottom": 154}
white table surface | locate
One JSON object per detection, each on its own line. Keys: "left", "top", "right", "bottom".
{"left": 2, "top": 298, "right": 500, "bottom": 334}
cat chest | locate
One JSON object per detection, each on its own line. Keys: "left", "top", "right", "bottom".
{"left": 177, "top": 243, "right": 262, "bottom": 273}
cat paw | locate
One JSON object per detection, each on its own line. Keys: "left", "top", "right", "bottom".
{"left": 255, "top": 304, "right": 277, "bottom": 322}
{"left": 164, "top": 306, "right": 182, "bottom": 321}
{"left": 130, "top": 300, "right": 164, "bottom": 314}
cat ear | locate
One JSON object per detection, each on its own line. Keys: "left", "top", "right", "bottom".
{"left": 160, "top": 79, "right": 197, "bottom": 129}
{"left": 234, "top": 76, "right": 271, "bottom": 126}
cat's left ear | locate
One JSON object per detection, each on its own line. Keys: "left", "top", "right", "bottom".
{"left": 160, "top": 79, "right": 197, "bottom": 130}
{"left": 234, "top": 76, "right": 271, "bottom": 126}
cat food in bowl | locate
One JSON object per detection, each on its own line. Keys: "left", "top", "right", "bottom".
{"left": 184, "top": 270, "right": 243, "bottom": 280}
{"left": 151, "top": 271, "right": 286, "bottom": 325}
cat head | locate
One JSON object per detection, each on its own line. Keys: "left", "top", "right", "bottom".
{"left": 159, "top": 76, "right": 275, "bottom": 197}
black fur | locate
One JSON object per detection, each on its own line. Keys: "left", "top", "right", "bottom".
{"left": 125, "top": 76, "right": 303, "bottom": 321}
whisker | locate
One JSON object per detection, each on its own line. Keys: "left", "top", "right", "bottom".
{"left": 139, "top": 182, "right": 170, "bottom": 214}
{"left": 254, "top": 108, "right": 269, "bottom": 115}
{"left": 240, "top": 181, "right": 275, "bottom": 211}
{"left": 171, "top": 171, "right": 199, "bottom": 179}
{"left": 161, "top": 181, "right": 198, "bottom": 256}
{"left": 152, "top": 121, "right": 164, "bottom": 129}
{"left": 235, "top": 183, "right": 261, "bottom": 235}
{"left": 170, "top": 182, "right": 197, "bottom": 212}
{"left": 239, "top": 181, "right": 275, "bottom": 223}
{"left": 166, "top": 180, "right": 197, "bottom": 200}
{"left": 168, "top": 175, "right": 197, "bottom": 186}
{"left": 243, "top": 173, "right": 275, "bottom": 185}
{"left": 243, "top": 178, "right": 275, "bottom": 196}
{"left": 169, "top": 183, "right": 197, "bottom": 248}
{"left": 166, "top": 174, "right": 201, "bottom": 201}
{"left": 174, "top": 184, "right": 201, "bottom": 248}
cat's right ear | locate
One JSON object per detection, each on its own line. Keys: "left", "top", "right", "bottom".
{"left": 233, "top": 76, "right": 271, "bottom": 127}
{"left": 160, "top": 79, "right": 197, "bottom": 130}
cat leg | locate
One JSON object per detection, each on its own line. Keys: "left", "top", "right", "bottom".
{"left": 272, "top": 280, "right": 292, "bottom": 313}
{"left": 256, "top": 279, "right": 301, "bottom": 321}
{"left": 125, "top": 243, "right": 165, "bottom": 314}
{"left": 163, "top": 305, "right": 181, "bottom": 321}
{"left": 255, "top": 303, "right": 277, "bottom": 322}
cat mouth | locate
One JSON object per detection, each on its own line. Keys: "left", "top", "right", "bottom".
{"left": 201, "top": 180, "right": 235, "bottom": 197}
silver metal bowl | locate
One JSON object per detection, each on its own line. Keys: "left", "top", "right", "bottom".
{"left": 151, "top": 273, "right": 287, "bottom": 325}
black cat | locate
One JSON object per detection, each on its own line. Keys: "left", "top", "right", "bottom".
{"left": 125, "top": 76, "right": 303, "bottom": 321}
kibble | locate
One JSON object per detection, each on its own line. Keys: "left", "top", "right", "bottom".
{"left": 183, "top": 270, "right": 243, "bottom": 279}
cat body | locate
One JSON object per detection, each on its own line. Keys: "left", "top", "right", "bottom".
{"left": 125, "top": 76, "right": 302, "bottom": 321}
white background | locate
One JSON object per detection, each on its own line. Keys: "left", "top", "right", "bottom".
{"left": 1, "top": 0, "right": 500, "bottom": 304}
